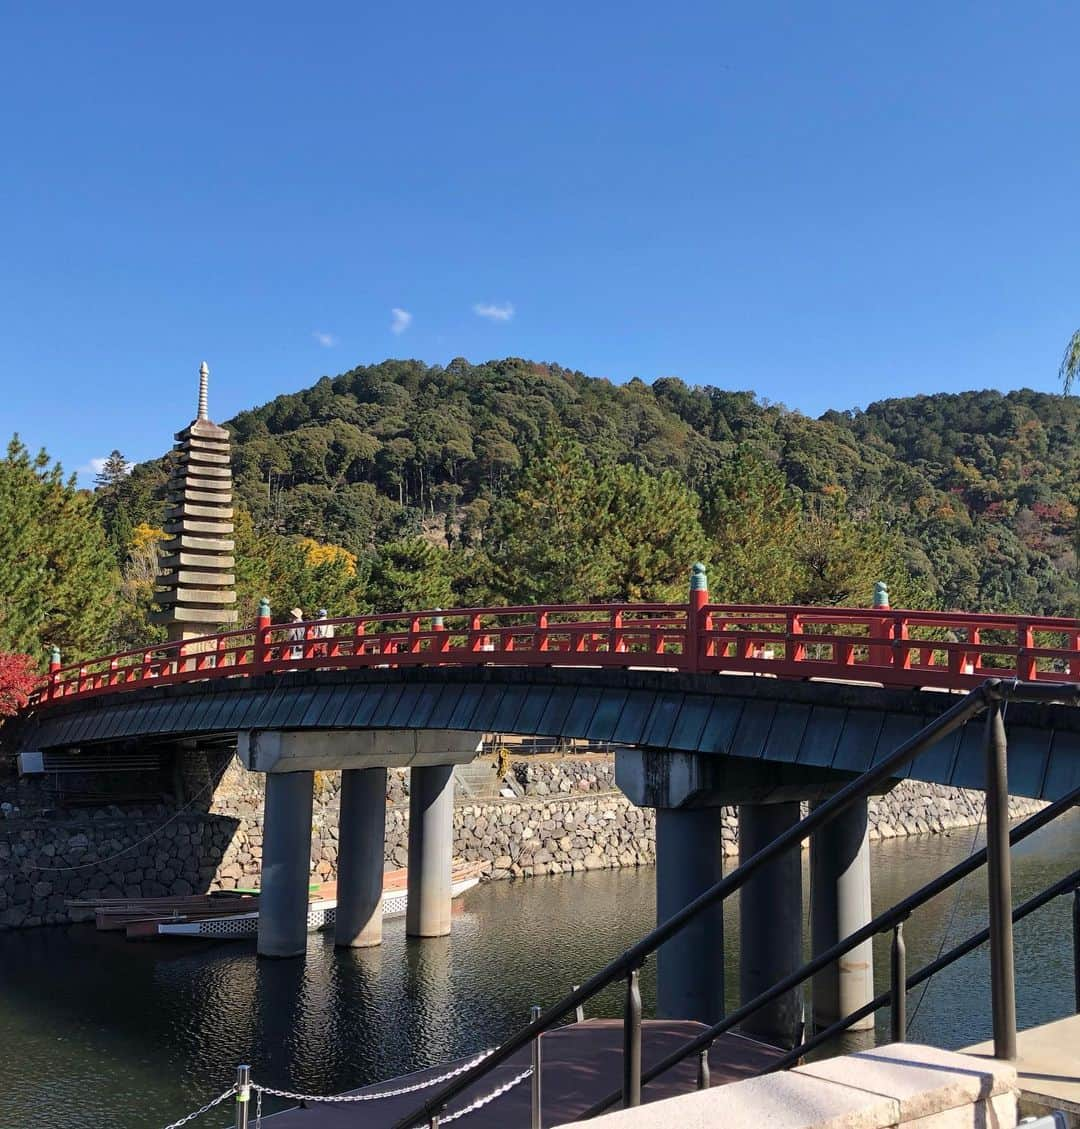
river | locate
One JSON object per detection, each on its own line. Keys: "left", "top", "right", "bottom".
{"left": 1, "top": 810, "right": 1077, "bottom": 1128}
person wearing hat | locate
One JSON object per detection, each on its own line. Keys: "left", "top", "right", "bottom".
{"left": 287, "top": 607, "right": 305, "bottom": 660}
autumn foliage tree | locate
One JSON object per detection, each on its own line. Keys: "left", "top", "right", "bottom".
{"left": 0, "top": 652, "right": 39, "bottom": 717}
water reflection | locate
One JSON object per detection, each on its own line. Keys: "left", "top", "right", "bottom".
{"left": 0, "top": 811, "right": 1075, "bottom": 1127}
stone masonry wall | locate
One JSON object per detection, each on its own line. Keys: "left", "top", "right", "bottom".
{"left": 0, "top": 753, "right": 1047, "bottom": 929}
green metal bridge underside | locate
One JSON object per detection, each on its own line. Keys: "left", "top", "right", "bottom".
{"left": 18, "top": 667, "right": 1080, "bottom": 801}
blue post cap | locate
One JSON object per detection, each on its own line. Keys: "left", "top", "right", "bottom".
{"left": 873, "top": 581, "right": 890, "bottom": 608}
{"left": 258, "top": 597, "right": 271, "bottom": 618}
{"left": 690, "top": 562, "right": 708, "bottom": 591}
{"left": 49, "top": 645, "right": 61, "bottom": 665}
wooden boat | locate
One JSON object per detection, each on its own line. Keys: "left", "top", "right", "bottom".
{"left": 151, "top": 862, "right": 482, "bottom": 940}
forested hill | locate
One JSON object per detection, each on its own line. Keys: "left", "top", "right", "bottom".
{"left": 117, "top": 357, "right": 1078, "bottom": 624}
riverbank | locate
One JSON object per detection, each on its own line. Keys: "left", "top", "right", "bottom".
{"left": 0, "top": 753, "right": 1046, "bottom": 928}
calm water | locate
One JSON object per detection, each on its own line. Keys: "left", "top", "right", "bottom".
{"left": 1, "top": 811, "right": 1077, "bottom": 1128}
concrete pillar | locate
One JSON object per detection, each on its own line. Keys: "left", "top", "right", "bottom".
{"left": 738, "top": 801, "right": 803, "bottom": 1048}
{"left": 406, "top": 764, "right": 454, "bottom": 937}
{"left": 335, "top": 767, "right": 388, "bottom": 949}
{"left": 257, "top": 770, "right": 314, "bottom": 959}
{"left": 810, "top": 797, "right": 875, "bottom": 1030}
{"left": 655, "top": 807, "right": 726, "bottom": 1024}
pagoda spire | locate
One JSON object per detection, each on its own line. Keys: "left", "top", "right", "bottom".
{"left": 152, "top": 361, "right": 238, "bottom": 641}
{"left": 197, "top": 361, "right": 209, "bottom": 421}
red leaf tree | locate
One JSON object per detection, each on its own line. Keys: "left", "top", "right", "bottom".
{"left": 0, "top": 652, "right": 39, "bottom": 717}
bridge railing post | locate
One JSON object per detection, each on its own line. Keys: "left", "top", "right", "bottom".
{"left": 254, "top": 599, "right": 271, "bottom": 673}
{"left": 686, "top": 563, "right": 708, "bottom": 672}
{"left": 46, "top": 646, "right": 61, "bottom": 700}
{"left": 530, "top": 1004, "right": 543, "bottom": 1129}
{"left": 890, "top": 921, "right": 907, "bottom": 1042}
{"left": 985, "top": 697, "right": 1017, "bottom": 1059}
{"left": 622, "top": 967, "right": 642, "bottom": 1108}
{"left": 1073, "top": 887, "right": 1080, "bottom": 1015}
{"left": 1017, "top": 622, "right": 1037, "bottom": 681}
{"left": 432, "top": 610, "right": 448, "bottom": 655}
{"left": 870, "top": 582, "right": 892, "bottom": 670}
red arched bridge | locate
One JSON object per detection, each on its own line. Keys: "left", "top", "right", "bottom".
{"left": 37, "top": 591, "right": 1080, "bottom": 704}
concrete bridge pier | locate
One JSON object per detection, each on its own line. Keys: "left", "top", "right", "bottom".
{"left": 239, "top": 729, "right": 483, "bottom": 955}
{"left": 257, "top": 770, "right": 314, "bottom": 958}
{"left": 809, "top": 797, "right": 875, "bottom": 1030}
{"left": 654, "top": 806, "right": 727, "bottom": 1023}
{"left": 335, "top": 766, "right": 388, "bottom": 948}
{"left": 738, "top": 801, "right": 804, "bottom": 1049}
{"left": 406, "top": 764, "right": 455, "bottom": 938}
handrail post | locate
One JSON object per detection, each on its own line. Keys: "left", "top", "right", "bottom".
{"left": 47, "top": 646, "right": 61, "bottom": 700}
{"left": 623, "top": 967, "right": 642, "bottom": 1108}
{"left": 234, "top": 1064, "right": 251, "bottom": 1129}
{"left": 697, "top": 1045, "right": 711, "bottom": 1091}
{"left": 985, "top": 698, "right": 1017, "bottom": 1059}
{"left": 530, "top": 1004, "right": 542, "bottom": 1129}
{"left": 254, "top": 598, "right": 271, "bottom": 672}
{"left": 687, "top": 562, "right": 708, "bottom": 673}
{"left": 890, "top": 921, "right": 907, "bottom": 1042}
{"left": 1073, "top": 887, "right": 1080, "bottom": 1015}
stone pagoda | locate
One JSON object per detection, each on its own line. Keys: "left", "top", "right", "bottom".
{"left": 152, "top": 362, "right": 238, "bottom": 641}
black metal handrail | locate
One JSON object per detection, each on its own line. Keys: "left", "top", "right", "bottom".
{"left": 391, "top": 679, "right": 1080, "bottom": 1129}
{"left": 572, "top": 781, "right": 1080, "bottom": 1120}
{"left": 766, "top": 865, "right": 1080, "bottom": 1073}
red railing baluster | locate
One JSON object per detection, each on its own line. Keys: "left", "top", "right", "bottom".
{"left": 1018, "top": 623, "right": 1036, "bottom": 680}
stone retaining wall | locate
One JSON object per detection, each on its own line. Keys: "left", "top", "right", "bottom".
{"left": 0, "top": 753, "right": 1047, "bottom": 929}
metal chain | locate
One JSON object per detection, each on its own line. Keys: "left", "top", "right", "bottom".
{"left": 250, "top": 1047, "right": 495, "bottom": 1105}
{"left": 438, "top": 1065, "right": 533, "bottom": 1125}
{"left": 158, "top": 1084, "right": 237, "bottom": 1129}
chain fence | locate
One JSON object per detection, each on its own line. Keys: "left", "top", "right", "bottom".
{"left": 158, "top": 1084, "right": 238, "bottom": 1129}
{"left": 157, "top": 1046, "right": 531, "bottom": 1129}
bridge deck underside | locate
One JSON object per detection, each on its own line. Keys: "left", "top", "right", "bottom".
{"left": 19, "top": 668, "right": 1080, "bottom": 801}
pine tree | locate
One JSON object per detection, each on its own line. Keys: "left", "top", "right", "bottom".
{"left": 93, "top": 449, "right": 134, "bottom": 561}
{"left": 0, "top": 436, "right": 117, "bottom": 660}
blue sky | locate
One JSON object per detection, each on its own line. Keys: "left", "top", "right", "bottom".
{"left": 2, "top": 3, "right": 1078, "bottom": 483}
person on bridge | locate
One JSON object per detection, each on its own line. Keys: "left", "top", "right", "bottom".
{"left": 313, "top": 608, "right": 334, "bottom": 657}
{"left": 287, "top": 607, "right": 306, "bottom": 659}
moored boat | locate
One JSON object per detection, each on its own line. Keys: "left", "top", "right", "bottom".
{"left": 155, "top": 870, "right": 480, "bottom": 939}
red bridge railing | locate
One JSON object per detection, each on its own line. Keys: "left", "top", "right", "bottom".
{"left": 35, "top": 575, "right": 1080, "bottom": 706}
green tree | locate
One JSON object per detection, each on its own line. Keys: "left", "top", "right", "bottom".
{"left": 791, "top": 498, "right": 932, "bottom": 609}
{"left": 366, "top": 539, "right": 454, "bottom": 612}
{"left": 93, "top": 449, "right": 135, "bottom": 561}
{"left": 490, "top": 437, "right": 706, "bottom": 603}
{"left": 0, "top": 437, "right": 117, "bottom": 660}
{"left": 702, "top": 449, "right": 802, "bottom": 603}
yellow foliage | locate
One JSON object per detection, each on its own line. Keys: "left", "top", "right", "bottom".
{"left": 131, "top": 522, "right": 165, "bottom": 551}
{"left": 297, "top": 536, "right": 357, "bottom": 576}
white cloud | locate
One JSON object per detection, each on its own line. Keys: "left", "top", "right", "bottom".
{"left": 390, "top": 307, "right": 413, "bottom": 335}
{"left": 87, "top": 457, "right": 109, "bottom": 475}
{"left": 312, "top": 330, "right": 338, "bottom": 347}
{"left": 473, "top": 301, "right": 514, "bottom": 322}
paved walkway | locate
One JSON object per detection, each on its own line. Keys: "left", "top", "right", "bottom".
{"left": 261, "top": 1019, "right": 783, "bottom": 1128}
